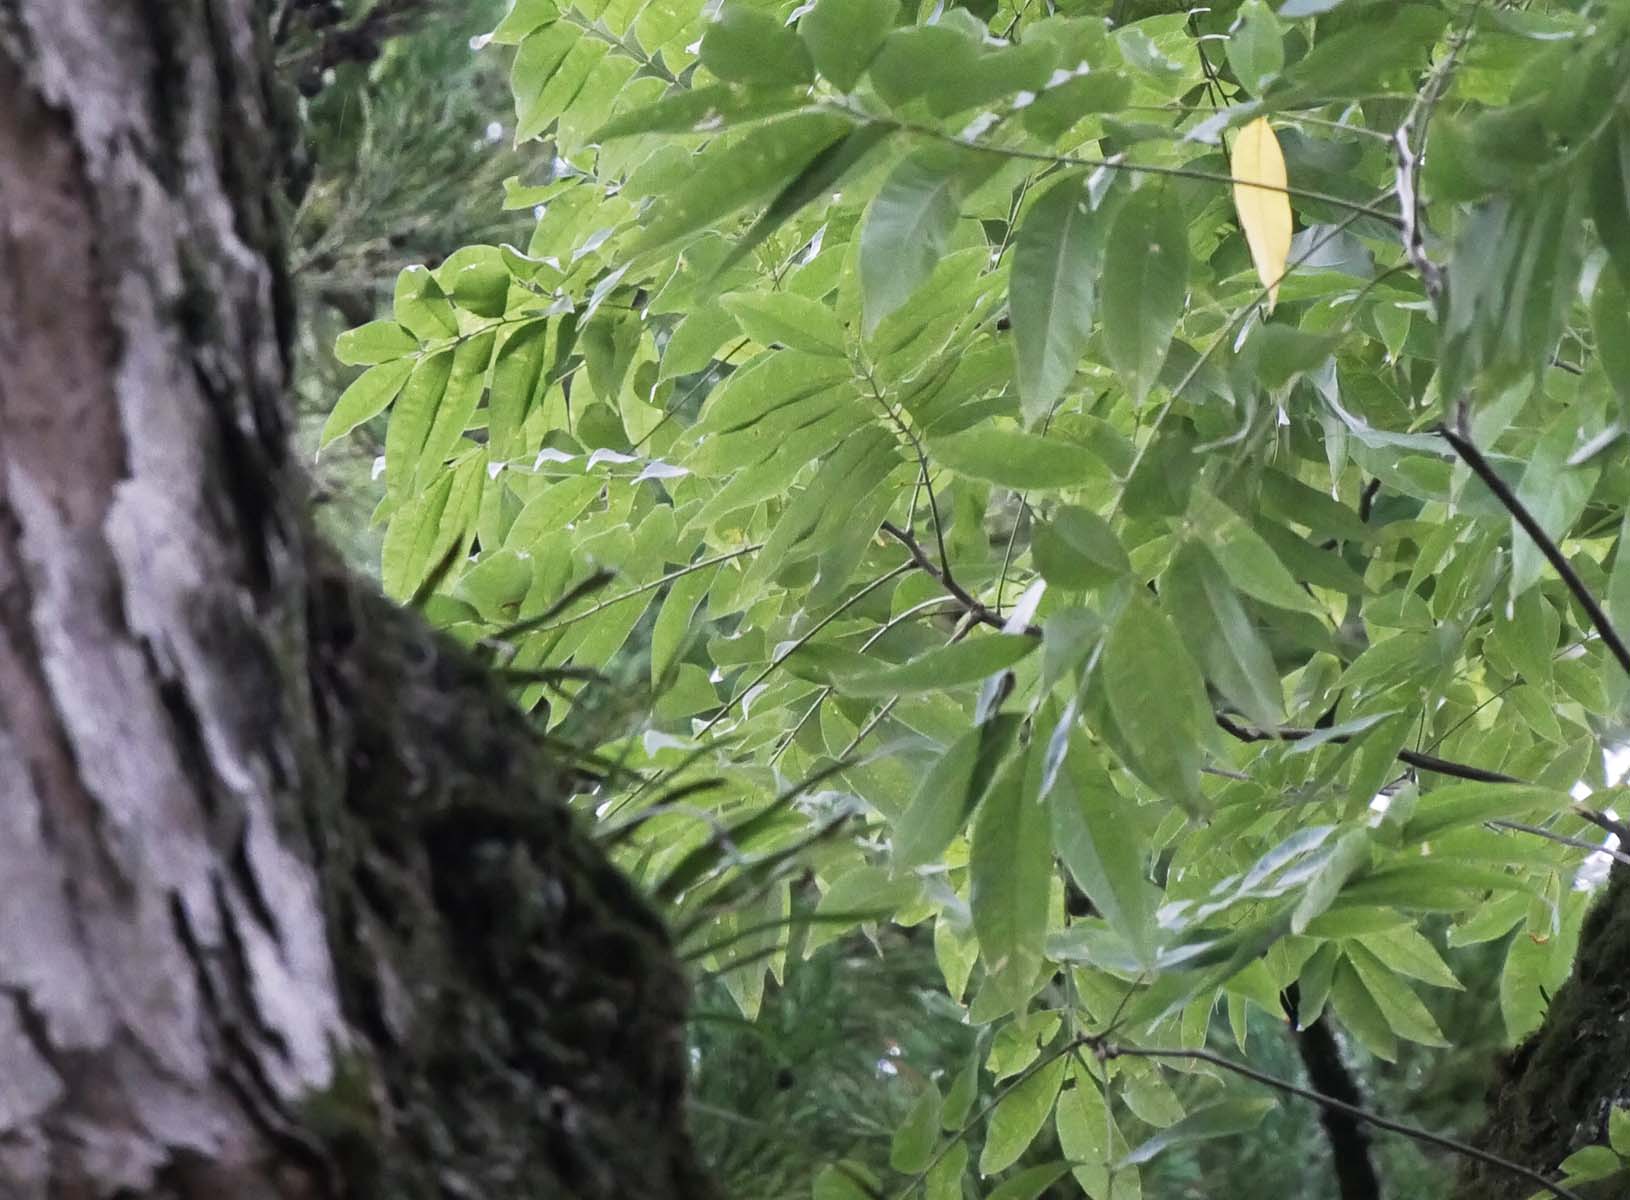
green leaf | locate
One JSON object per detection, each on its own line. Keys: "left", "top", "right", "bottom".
{"left": 1011, "top": 173, "right": 1102, "bottom": 425}
{"left": 393, "top": 265, "right": 459, "bottom": 340}
{"left": 890, "top": 1082, "right": 942, "bottom": 1173}
{"left": 719, "top": 291, "right": 846, "bottom": 356}
{"left": 799, "top": 0, "right": 897, "bottom": 92}
{"left": 1160, "top": 544, "right": 1283, "bottom": 731}
{"left": 335, "top": 321, "right": 420, "bottom": 366}
{"left": 513, "top": 30, "right": 609, "bottom": 142}
{"left": 978, "top": 1054, "right": 1068, "bottom": 1175}
{"left": 1118, "top": 1098, "right": 1276, "bottom": 1167}
{"left": 1559, "top": 1146, "right": 1623, "bottom": 1182}
{"left": 1188, "top": 488, "right": 1324, "bottom": 616}
{"left": 868, "top": 24, "right": 980, "bottom": 111}
{"left": 632, "top": 112, "right": 855, "bottom": 255}
{"left": 925, "top": 1141, "right": 968, "bottom": 1200}
{"left": 1100, "top": 185, "right": 1188, "bottom": 405}
{"left": 841, "top": 637, "right": 1038, "bottom": 698}
{"left": 720, "top": 124, "right": 893, "bottom": 277}
{"left": 1056, "top": 1070, "right": 1138, "bottom": 1200}
{"left": 1400, "top": 782, "right": 1570, "bottom": 843}
{"left": 488, "top": 320, "right": 550, "bottom": 459}
{"left": 384, "top": 349, "right": 455, "bottom": 496}
{"left": 971, "top": 751, "right": 1051, "bottom": 1013}
{"left": 1225, "top": 0, "right": 1283, "bottom": 96}
{"left": 1033, "top": 506, "right": 1130, "bottom": 590}
{"left": 438, "top": 245, "right": 512, "bottom": 318}
{"left": 860, "top": 145, "right": 997, "bottom": 334}
{"left": 930, "top": 428, "right": 1099, "bottom": 490}
{"left": 490, "top": 0, "right": 557, "bottom": 45}
{"left": 1608, "top": 1107, "right": 1630, "bottom": 1157}
{"left": 812, "top": 1163, "right": 875, "bottom": 1200}
{"left": 415, "top": 331, "right": 495, "bottom": 488}
{"left": 651, "top": 562, "right": 718, "bottom": 685}
{"left": 894, "top": 715, "right": 1022, "bottom": 870}
{"left": 1047, "top": 735, "right": 1159, "bottom": 967}
{"left": 1292, "top": 830, "right": 1371, "bottom": 934}
{"left": 1267, "top": 5, "right": 1447, "bottom": 105}
{"left": 986, "top": 1162, "right": 1073, "bottom": 1200}
{"left": 1100, "top": 593, "right": 1212, "bottom": 813}
{"left": 1329, "top": 959, "right": 1397, "bottom": 1061}
{"left": 383, "top": 452, "right": 484, "bottom": 602}
{"left": 943, "top": 1052, "right": 981, "bottom": 1129}
{"left": 320, "top": 358, "right": 416, "bottom": 449}
{"left": 1355, "top": 927, "right": 1462, "bottom": 990}
{"left": 700, "top": 6, "right": 813, "bottom": 87}
{"left": 593, "top": 84, "right": 807, "bottom": 141}
{"left": 1345, "top": 943, "right": 1448, "bottom": 1047}
{"left": 1335, "top": 861, "right": 1527, "bottom": 911}
{"left": 1592, "top": 114, "right": 1630, "bottom": 286}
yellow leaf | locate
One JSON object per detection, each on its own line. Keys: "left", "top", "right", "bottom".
{"left": 1231, "top": 117, "right": 1292, "bottom": 312}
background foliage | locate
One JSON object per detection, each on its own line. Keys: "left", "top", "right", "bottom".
{"left": 314, "top": 0, "right": 1630, "bottom": 1194}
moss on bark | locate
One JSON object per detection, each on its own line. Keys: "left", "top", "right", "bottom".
{"left": 1456, "top": 868, "right": 1630, "bottom": 1200}
{"left": 300, "top": 547, "right": 715, "bottom": 1199}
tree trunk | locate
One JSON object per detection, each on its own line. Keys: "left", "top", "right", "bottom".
{"left": 0, "top": 4, "right": 709, "bottom": 1198}
{"left": 1458, "top": 867, "right": 1630, "bottom": 1200}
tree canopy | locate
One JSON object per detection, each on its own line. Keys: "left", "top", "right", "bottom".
{"left": 322, "top": 0, "right": 1630, "bottom": 1194}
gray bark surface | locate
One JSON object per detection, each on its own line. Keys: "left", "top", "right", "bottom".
{"left": 0, "top": 4, "right": 708, "bottom": 1197}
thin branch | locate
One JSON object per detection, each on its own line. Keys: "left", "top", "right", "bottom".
{"left": 832, "top": 109, "right": 1405, "bottom": 228}
{"left": 1491, "top": 819, "right": 1630, "bottom": 868}
{"left": 1214, "top": 713, "right": 1522, "bottom": 784}
{"left": 695, "top": 562, "right": 914, "bottom": 739}
{"left": 1095, "top": 1043, "right": 1583, "bottom": 1200}
{"left": 1439, "top": 423, "right": 1630, "bottom": 681}
{"left": 1573, "top": 804, "right": 1630, "bottom": 845}
{"left": 485, "top": 545, "right": 759, "bottom": 648}
{"left": 879, "top": 521, "right": 1040, "bottom": 636}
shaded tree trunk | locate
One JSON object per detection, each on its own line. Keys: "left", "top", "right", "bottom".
{"left": 1457, "top": 867, "right": 1630, "bottom": 1200}
{"left": 0, "top": 4, "right": 709, "bottom": 1197}
{"left": 1293, "top": 1015, "right": 1382, "bottom": 1200}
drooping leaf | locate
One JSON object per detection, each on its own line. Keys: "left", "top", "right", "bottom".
{"left": 1011, "top": 173, "right": 1102, "bottom": 425}
{"left": 1231, "top": 118, "right": 1293, "bottom": 311}
{"left": 890, "top": 1082, "right": 943, "bottom": 1173}
{"left": 1046, "top": 734, "right": 1160, "bottom": 966}
{"left": 978, "top": 1053, "right": 1068, "bottom": 1175}
{"left": 320, "top": 358, "right": 417, "bottom": 449}
{"left": 970, "top": 750, "right": 1051, "bottom": 1012}
{"left": 1099, "top": 593, "right": 1214, "bottom": 813}
{"left": 1100, "top": 185, "right": 1188, "bottom": 404}
{"left": 894, "top": 715, "right": 1022, "bottom": 869}
{"left": 798, "top": 0, "right": 897, "bottom": 91}
{"left": 860, "top": 145, "right": 998, "bottom": 334}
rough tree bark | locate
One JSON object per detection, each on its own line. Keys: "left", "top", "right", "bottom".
{"left": 1454, "top": 865, "right": 1630, "bottom": 1200}
{"left": 0, "top": 4, "right": 709, "bottom": 1198}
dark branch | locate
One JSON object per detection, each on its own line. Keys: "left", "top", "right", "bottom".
{"left": 1214, "top": 713, "right": 1522, "bottom": 784}
{"left": 1095, "top": 1042, "right": 1582, "bottom": 1200}
{"left": 1439, "top": 424, "right": 1630, "bottom": 682}
{"left": 878, "top": 520, "right": 1041, "bottom": 637}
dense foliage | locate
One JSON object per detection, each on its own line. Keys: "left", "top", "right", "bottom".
{"left": 323, "top": 0, "right": 1630, "bottom": 1194}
